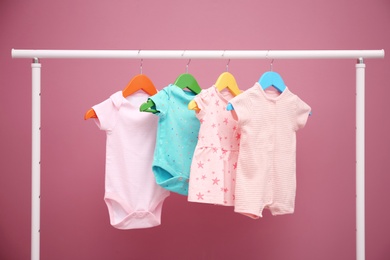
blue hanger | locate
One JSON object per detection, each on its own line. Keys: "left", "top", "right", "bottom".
{"left": 227, "top": 71, "right": 287, "bottom": 111}
{"left": 258, "top": 58, "right": 286, "bottom": 92}
{"left": 258, "top": 71, "right": 286, "bottom": 93}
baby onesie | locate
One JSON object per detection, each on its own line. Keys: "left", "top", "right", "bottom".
{"left": 188, "top": 86, "right": 240, "bottom": 206}
{"left": 149, "top": 84, "right": 201, "bottom": 195}
{"left": 93, "top": 91, "right": 170, "bottom": 229}
{"left": 229, "top": 82, "right": 311, "bottom": 218}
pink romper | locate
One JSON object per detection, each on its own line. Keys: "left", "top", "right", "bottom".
{"left": 93, "top": 91, "right": 170, "bottom": 229}
{"left": 230, "top": 83, "right": 311, "bottom": 218}
{"left": 188, "top": 86, "right": 241, "bottom": 206}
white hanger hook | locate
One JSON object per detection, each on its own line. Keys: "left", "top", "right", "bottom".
{"left": 140, "top": 59, "right": 143, "bottom": 74}
{"left": 270, "top": 59, "right": 274, "bottom": 71}
{"left": 226, "top": 59, "right": 230, "bottom": 72}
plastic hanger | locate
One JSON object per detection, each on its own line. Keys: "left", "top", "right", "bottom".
{"left": 122, "top": 74, "right": 158, "bottom": 97}
{"left": 258, "top": 71, "right": 286, "bottom": 92}
{"left": 139, "top": 99, "right": 158, "bottom": 113}
{"left": 189, "top": 60, "right": 241, "bottom": 111}
{"left": 85, "top": 60, "right": 158, "bottom": 119}
{"left": 174, "top": 59, "right": 202, "bottom": 94}
{"left": 258, "top": 59, "right": 286, "bottom": 93}
{"left": 140, "top": 59, "right": 201, "bottom": 114}
{"left": 174, "top": 73, "right": 202, "bottom": 94}
{"left": 215, "top": 72, "right": 241, "bottom": 96}
{"left": 140, "top": 73, "right": 201, "bottom": 113}
{"left": 227, "top": 60, "right": 286, "bottom": 111}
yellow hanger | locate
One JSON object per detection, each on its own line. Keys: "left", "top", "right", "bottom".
{"left": 215, "top": 71, "right": 241, "bottom": 96}
{"left": 188, "top": 71, "right": 241, "bottom": 111}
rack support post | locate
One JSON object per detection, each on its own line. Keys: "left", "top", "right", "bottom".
{"left": 31, "top": 58, "right": 41, "bottom": 260}
{"left": 356, "top": 58, "right": 365, "bottom": 260}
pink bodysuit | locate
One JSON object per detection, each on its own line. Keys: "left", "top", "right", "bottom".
{"left": 229, "top": 83, "right": 311, "bottom": 218}
{"left": 93, "top": 91, "right": 170, "bottom": 229}
{"left": 188, "top": 86, "right": 240, "bottom": 206}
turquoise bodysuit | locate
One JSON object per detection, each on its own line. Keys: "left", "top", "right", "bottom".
{"left": 150, "top": 84, "right": 200, "bottom": 195}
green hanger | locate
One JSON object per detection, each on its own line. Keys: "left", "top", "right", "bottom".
{"left": 174, "top": 73, "right": 202, "bottom": 94}
{"left": 139, "top": 99, "right": 159, "bottom": 113}
{"left": 140, "top": 60, "right": 201, "bottom": 113}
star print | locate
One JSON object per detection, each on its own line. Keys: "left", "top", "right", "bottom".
{"left": 201, "top": 175, "right": 207, "bottom": 180}
{"left": 197, "top": 161, "right": 204, "bottom": 168}
{"left": 223, "top": 118, "right": 228, "bottom": 125}
{"left": 233, "top": 162, "right": 237, "bottom": 169}
{"left": 212, "top": 177, "right": 220, "bottom": 185}
{"left": 215, "top": 100, "right": 220, "bottom": 106}
{"left": 221, "top": 149, "right": 228, "bottom": 155}
{"left": 212, "top": 123, "right": 216, "bottom": 128}
{"left": 196, "top": 192, "right": 204, "bottom": 200}
{"left": 236, "top": 133, "right": 241, "bottom": 140}
{"left": 212, "top": 147, "right": 218, "bottom": 153}
{"left": 224, "top": 188, "right": 228, "bottom": 193}
{"left": 233, "top": 126, "right": 237, "bottom": 131}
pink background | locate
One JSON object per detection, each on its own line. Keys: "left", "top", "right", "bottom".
{"left": 1, "top": 0, "right": 389, "bottom": 259}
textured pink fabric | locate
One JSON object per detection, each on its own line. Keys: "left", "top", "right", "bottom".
{"left": 93, "top": 91, "right": 170, "bottom": 229}
{"left": 230, "top": 83, "right": 311, "bottom": 218}
{"left": 188, "top": 86, "right": 240, "bottom": 206}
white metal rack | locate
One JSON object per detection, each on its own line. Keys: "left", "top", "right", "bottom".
{"left": 11, "top": 49, "right": 385, "bottom": 260}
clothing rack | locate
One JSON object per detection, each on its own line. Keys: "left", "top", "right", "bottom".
{"left": 11, "top": 49, "right": 385, "bottom": 260}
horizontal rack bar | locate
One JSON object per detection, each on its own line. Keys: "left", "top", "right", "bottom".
{"left": 11, "top": 49, "right": 385, "bottom": 59}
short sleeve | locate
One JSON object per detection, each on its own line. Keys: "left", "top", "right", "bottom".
{"left": 193, "top": 88, "right": 210, "bottom": 119}
{"left": 295, "top": 96, "right": 311, "bottom": 130}
{"left": 92, "top": 92, "right": 121, "bottom": 131}
{"left": 149, "top": 86, "right": 170, "bottom": 116}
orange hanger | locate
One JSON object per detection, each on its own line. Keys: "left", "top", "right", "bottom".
{"left": 122, "top": 74, "right": 158, "bottom": 97}
{"left": 84, "top": 74, "right": 158, "bottom": 120}
{"left": 84, "top": 108, "right": 97, "bottom": 119}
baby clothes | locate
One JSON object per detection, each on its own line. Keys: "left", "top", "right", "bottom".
{"left": 229, "top": 82, "right": 311, "bottom": 218}
{"left": 188, "top": 86, "right": 240, "bottom": 206}
{"left": 149, "top": 84, "right": 201, "bottom": 195}
{"left": 93, "top": 91, "right": 170, "bottom": 229}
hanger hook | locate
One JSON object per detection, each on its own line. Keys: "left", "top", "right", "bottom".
{"left": 140, "top": 59, "right": 143, "bottom": 74}
{"left": 186, "top": 59, "right": 191, "bottom": 73}
{"left": 270, "top": 59, "right": 274, "bottom": 71}
{"left": 226, "top": 59, "right": 230, "bottom": 72}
